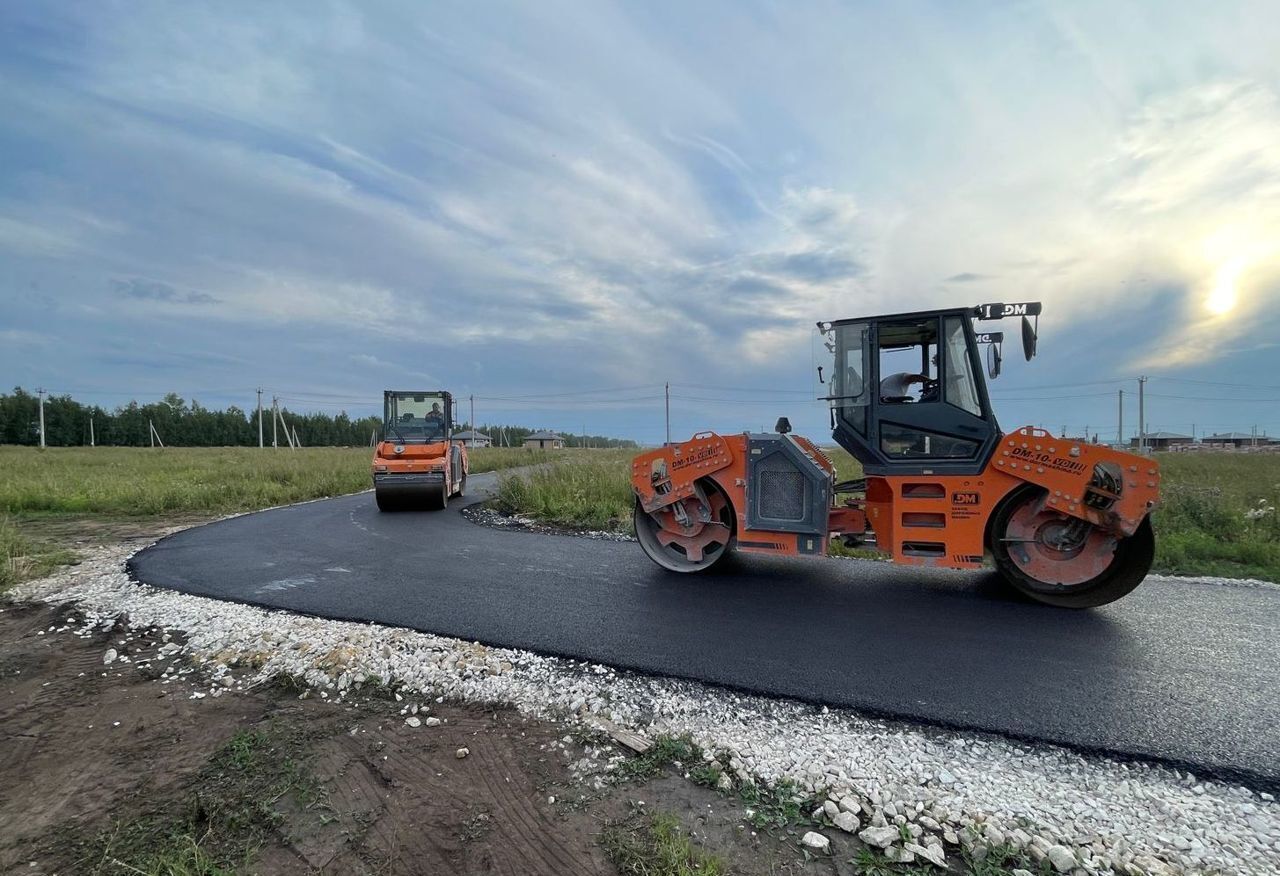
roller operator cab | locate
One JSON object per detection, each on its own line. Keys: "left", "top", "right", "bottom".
{"left": 372, "top": 390, "right": 468, "bottom": 511}
{"left": 631, "top": 303, "right": 1160, "bottom": 608}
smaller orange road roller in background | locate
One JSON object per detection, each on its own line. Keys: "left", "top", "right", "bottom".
{"left": 373, "top": 390, "right": 468, "bottom": 511}
{"left": 631, "top": 303, "right": 1160, "bottom": 608}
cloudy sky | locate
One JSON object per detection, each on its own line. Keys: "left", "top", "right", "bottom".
{"left": 2, "top": 0, "right": 1279, "bottom": 443}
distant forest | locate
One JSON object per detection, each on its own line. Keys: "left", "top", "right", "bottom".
{"left": 0, "top": 388, "right": 636, "bottom": 448}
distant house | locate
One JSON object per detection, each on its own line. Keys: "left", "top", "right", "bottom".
{"left": 453, "top": 430, "right": 492, "bottom": 448}
{"left": 1129, "top": 431, "right": 1194, "bottom": 451}
{"left": 523, "top": 430, "right": 564, "bottom": 449}
{"left": 1203, "top": 431, "right": 1272, "bottom": 448}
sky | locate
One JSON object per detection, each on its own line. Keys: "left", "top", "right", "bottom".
{"left": 2, "top": 0, "right": 1280, "bottom": 445}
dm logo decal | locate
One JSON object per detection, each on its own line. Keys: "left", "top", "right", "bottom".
{"left": 952, "top": 491, "right": 980, "bottom": 506}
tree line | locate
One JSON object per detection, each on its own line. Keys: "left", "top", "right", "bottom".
{"left": 0, "top": 388, "right": 635, "bottom": 448}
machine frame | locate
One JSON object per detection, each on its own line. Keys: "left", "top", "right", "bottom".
{"left": 630, "top": 303, "right": 1160, "bottom": 607}
{"left": 372, "top": 389, "right": 469, "bottom": 511}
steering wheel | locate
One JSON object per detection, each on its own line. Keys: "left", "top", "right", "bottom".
{"left": 919, "top": 376, "right": 941, "bottom": 403}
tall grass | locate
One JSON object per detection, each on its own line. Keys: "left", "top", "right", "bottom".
{"left": 0, "top": 445, "right": 557, "bottom": 517}
{"left": 497, "top": 444, "right": 1280, "bottom": 581}
{"left": 1, "top": 516, "right": 75, "bottom": 592}
{"left": 1151, "top": 453, "right": 1280, "bottom": 579}
{"left": 494, "top": 449, "right": 635, "bottom": 531}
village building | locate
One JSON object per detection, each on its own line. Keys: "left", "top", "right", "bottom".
{"left": 523, "top": 430, "right": 564, "bottom": 449}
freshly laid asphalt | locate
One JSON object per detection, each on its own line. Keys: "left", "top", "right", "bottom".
{"left": 129, "top": 472, "right": 1280, "bottom": 790}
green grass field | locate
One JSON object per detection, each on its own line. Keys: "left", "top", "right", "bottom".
{"left": 496, "top": 445, "right": 1280, "bottom": 581}
{"left": 0, "top": 444, "right": 559, "bottom": 591}
{"left": 3, "top": 444, "right": 1277, "bottom": 589}
{"left": 0, "top": 445, "right": 558, "bottom": 518}
{"left": 494, "top": 449, "right": 636, "bottom": 531}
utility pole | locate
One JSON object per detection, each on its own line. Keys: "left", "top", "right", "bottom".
{"left": 89, "top": 414, "right": 95, "bottom": 447}
{"left": 272, "top": 396, "right": 279, "bottom": 448}
{"left": 1137, "top": 376, "right": 1147, "bottom": 453}
{"left": 257, "top": 388, "right": 264, "bottom": 449}
{"left": 149, "top": 418, "right": 155, "bottom": 448}
{"left": 665, "top": 379, "right": 675, "bottom": 445}
{"left": 36, "top": 387, "right": 46, "bottom": 448}
{"left": 1117, "top": 389, "right": 1123, "bottom": 447}
{"left": 469, "top": 394, "right": 475, "bottom": 447}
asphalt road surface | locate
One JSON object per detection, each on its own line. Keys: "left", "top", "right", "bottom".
{"left": 130, "top": 472, "right": 1280, "bottom": 790}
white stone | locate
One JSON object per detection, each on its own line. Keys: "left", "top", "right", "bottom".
{"left": 800, "top": 831, "right": 829, "bottom": 852}
{"left": 833, "top": 811, "right": 860, "bottom": 833}
{"left": 404, "top": 716, "right": 421, "bottom": 728}
{"left": 859, "top": 825, "right": 900, "bottom": 849}
{"left": 1045, "top": 845, "right": 1076, "bottom": 873}
{"left": 424, "top": 717, "right": 442, "bottom": 727}
{"left": 885, "top": 846, "right": 915, "bottom": 863}
{"left": 456, "top": 747, "right": 469, "bottom": 759}
{"left": 906, "top": 842, "right": 946, "bottom": 867}
{"left": 838, "top": 795, "right": 859, "bottom": 814}
{"left": 102, "top": 648, "right": 117, "bottom": 665}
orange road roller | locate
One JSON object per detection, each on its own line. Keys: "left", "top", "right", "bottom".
{"left": 373, "top": 390, "right": 468, "bottom": 511}
{"left": 631, "top": 303, "right": 1159, "bottom": 607}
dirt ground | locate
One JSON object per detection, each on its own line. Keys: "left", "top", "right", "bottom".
{"left": 0, "top": 599, "right": 877, "bottom": 876}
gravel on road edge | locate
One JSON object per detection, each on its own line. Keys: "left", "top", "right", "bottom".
{"left": 9, "top": 542, "right": 1279, "bottom": 876}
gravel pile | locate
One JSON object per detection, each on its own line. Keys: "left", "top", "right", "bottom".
{"left": 461, "top": 505, "right": 634, "bottom": 541}
{"left": 10, "top": 544, "right": 1280, "bottom": 875}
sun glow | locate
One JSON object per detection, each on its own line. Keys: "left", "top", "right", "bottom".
{"left": 1205, "top": 257, "right": 1244, "bottom": 316}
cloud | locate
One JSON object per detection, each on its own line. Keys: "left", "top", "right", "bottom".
{"left": 111, "top": 277, "right": 220, "bottom": 305}
{"left": 2, "top": 1, "right": 1279, "bottom": 442}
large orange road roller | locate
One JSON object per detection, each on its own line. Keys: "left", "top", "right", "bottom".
{"left": 373, "top": 390, "right": 468, "bottom": 511}
{"left": 631, "top": 303, "right": 1159, "bottom": 608}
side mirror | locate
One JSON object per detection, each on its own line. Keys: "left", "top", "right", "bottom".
{"left": 1021, "top": 316, "right": 1038, "bottom": 361}
{"left": 987, "top": 342, "right": 1002, "bottom": 379}
{"left": 775, "top": 417, "right": 792, "bottom": 434}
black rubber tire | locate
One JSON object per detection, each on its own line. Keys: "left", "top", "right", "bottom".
{"left": 455, "top": 473, "right": 466, "bottom": 498}
{"left": 990, "top": 486, "right": 1155, "bottom": 608}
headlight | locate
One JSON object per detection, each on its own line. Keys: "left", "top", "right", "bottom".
{"left": 374, "top": 464, "right": 388, "bottom": 472}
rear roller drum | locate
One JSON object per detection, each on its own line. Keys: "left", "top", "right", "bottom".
{"left": 427, "top": 482, "right": 448, "bottom": 511}
{"left": 634, "top": 480, "right": 734, "bottom": 573}
{"left": 990, "top": 486, "right": 1154, "bottom": 608}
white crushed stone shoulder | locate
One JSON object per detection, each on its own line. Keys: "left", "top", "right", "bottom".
{"left": 10, "top": 543, "right": 1280, "bottom": 876}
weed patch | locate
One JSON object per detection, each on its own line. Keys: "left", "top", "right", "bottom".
{"left": 600, "top": 809, "right": 727, "bottom": 876}
{"left": 58, "top": 721, "right": 327, "bottom": 875}
{"left": 494, "top": 449, "right": 635, "bottom": 531}
{"left": 0, "top": 514, "right": 76, "bottom": 592}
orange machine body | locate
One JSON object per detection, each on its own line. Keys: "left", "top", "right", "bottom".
{"left": 372, "top": 439, "right": 450, "bottom": 476}
{"left": 631, "top": 426, "right": 1159, "bottom": 570}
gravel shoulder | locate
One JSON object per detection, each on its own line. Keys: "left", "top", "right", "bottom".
{"left": 8, "top": 527, "right": 1280, "bottom": 876}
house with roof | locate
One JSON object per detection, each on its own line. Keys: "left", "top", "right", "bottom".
{"left": 1202, "top": 431, "right": 1273, "bottom": 448}
{"left": 1129, "top": 431, "right": 1194, "bottom": 451}
{"left": 453, "top": 430, "right": 492, "bottom": 448}
{"left": 523, "top": 430, "right": 564, "bottom": 449}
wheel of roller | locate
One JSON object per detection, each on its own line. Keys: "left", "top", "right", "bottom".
{"left": 455, "top": 472, "right": 466, "bottom": 498}
{"left": 634, "top": 479, "right": 734, "bottom": 573}
{"left": 375, "top": 489, "right": 399, "bottom": 512}
{"left": 427, "top": 481, "right": 448, "bottom": 511}
{"left": 989, "top": 485, "right": 1154, "bottom": 608}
